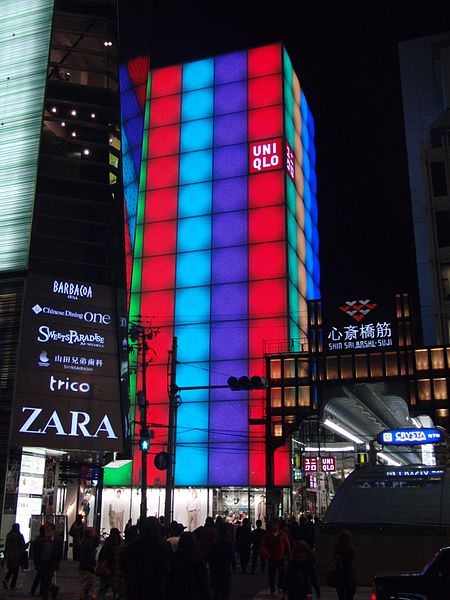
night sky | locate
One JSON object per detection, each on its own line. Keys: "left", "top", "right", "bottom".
{"left": 119, "top": 1, "right": 450, "bottom": 330}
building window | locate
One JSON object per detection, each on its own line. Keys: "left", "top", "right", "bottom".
{"left": 433, "top": 378, "right": 447, "bottom": 400}
{"left": 435, "top": 211, "right": 450, "bottom": 248}
{"left": 297, "top": 359, "right": 309, "bottom": 378}
{"left": 284, "top": 387, "right": 296, "bottom": 407}
{"left": 355, "top": 354, "right": 368, "bottom": 378}
{"left": 284, "top": 358, "right": 295, "bottom": 378}
{"left": 340, "top": 355, "right": 353, "bottom": 379}
{"left": 298, "top": 386, "right": 310, "bottom": 407}
{"left": 271, "top": 388, "right": 282, "bottom": 408}
{"left": 441, "top": 264, "right": 450, "bottom": 301}
{"left": 384, "top": 352, "right": 399, "bottom": 376}
{"left": 418, "top": 379, "right": 431, "bottom": 401}
{"left": 270, "top": 359, "right": 281, "bottom": 379}
{"left": 415, "top": 349, "right": 429, "bottom": 370}
{"left": 431, "top": 348, "right": 445, "bottom": 370}
{"left": 430, "top": 162, "right": 448, "bottom": 197}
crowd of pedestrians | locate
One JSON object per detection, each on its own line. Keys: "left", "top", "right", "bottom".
{"left": 4, "top": 513, "right": 356, "bottom": 600}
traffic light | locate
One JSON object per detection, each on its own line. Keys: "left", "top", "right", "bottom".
{"left": 139, "top": 428, "right": 150, "bottom": 452}
{"left": 227, "top": 375, "right": 268, "bottom": 390}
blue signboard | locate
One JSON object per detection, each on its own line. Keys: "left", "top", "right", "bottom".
{"left": 378, "top": 428, "right": 442, "bottom": 446}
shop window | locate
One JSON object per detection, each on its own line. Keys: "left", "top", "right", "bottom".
{"left": 435, "top": 210, "right": 450, "bottom": 248}
{"left": 326, "top": 356, "right": 338, "bottom": 380}
{"left": 433, "top": 378, "right": 447, "bottom": 400}
{"left": 270, "top": 359, "right": 281, "bottom": 379}
{"left": 355, "top": 354, "right": 368, "bottom": 378}
{"left": 418, "top": 379, "right": 431, "bottom": 401}
{"left": 284, "top": 358, "right": 295, "bottom": 378}
{"left": 298, "top": 386, "right": 310, "bottom": 407}
{"left": 340, "top": 355, "right": 353, "bottom": 379}
{"left": 297, "top": 359, "right": 309, "bottom": 378}
{"left": 430, "top": 162, "right": 448, "bottom": 197}
{"left": 441, "top": 264, "right": 450, "bottom": 301}
{"left": 284, "top": 387, "right": 296, "bottom": 407}
{"left": 384, "top": 352, "right": 399, "bottom": 376}
{"left": 370, "top": 353, "right": 383, "bottom": 377}
{"left": 431, "top": 348, "right": 445, "bottom": 370}
{"left": 271, "top": 388, "right": 282, "bottom": 408}
{"left": 415, "top": 349, "right": 429, "bottom": 370}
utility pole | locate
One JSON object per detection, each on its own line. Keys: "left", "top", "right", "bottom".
{"left": 164, "top": 336, "right": 178, "bottom": 525}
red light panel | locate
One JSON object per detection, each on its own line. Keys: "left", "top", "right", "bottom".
{"left": 248, "top": 74, "right": 282, "bottom": 109}
{"left": 146, "top": 155, "right": 179, "bottom": 190}
{"left": 249, "top": 317, "right": 288, "bottom": 358}
{"left": 142, "top": 256, "right": 176, "bottom": 291}
{"left": 249, "top": 242, "right": 286, "bottom": 280}
{"left": 248, "top": 206, "right": 285, "bottom": 244}
{"left": 249, "top": 424, "right": 266, "bottom": 485}
{"left": 145, "top": 188, "right": 178, "bottom": 222}
{"left": 148, "top": 124, "right": 180, "bottom": 158}
{"left": 249, "top": 280, "right": 287, "bottom": 318}
{"left": 248, "top": 106, "right": 283, "bottom": 141}
{"left": 249, "top": 171, "right": 284, "bottom": 208}
{"left": 274, "top": 445, "right": 291, "bottom": 486}
{"left": 151, "top": 65, "right": 182, "bottom": 98}
{"left": 248, "top": 43, "right": 282, "bottom": 78}
{"left": 248, "top": 357, "right": 266, "bottom": 419}
{"left": 150, "top": 95, "right": 181, "bottom": 127}
{"left": 140, "top": 292, "right": 175, "bottom": 331}
{"left": 142, "top": 221, "right": 177, "bottom": 257}
{"left": 127, "top": 56, "right": 150, "bottom": 108}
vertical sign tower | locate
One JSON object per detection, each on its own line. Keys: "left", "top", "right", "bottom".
{"left": 129, "top": 43, "right": 319, "bottom": 489}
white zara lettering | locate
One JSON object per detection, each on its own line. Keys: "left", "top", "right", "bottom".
{"left": 18, "top": 407, "right": 118, "bottom": 438}
{"left": 49, "top": 375, "right": 91, "bottom": 393}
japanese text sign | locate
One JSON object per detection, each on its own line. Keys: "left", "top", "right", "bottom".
{"left": 303, "top": 457, "right": 318, "bottom": 472}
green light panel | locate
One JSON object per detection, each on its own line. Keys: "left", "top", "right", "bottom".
{"left": 0, "top": 0, "right": 54, "bottom": 272}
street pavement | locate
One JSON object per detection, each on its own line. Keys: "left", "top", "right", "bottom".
{"left": 0, "top": 562, "right": 373, "bottom": 599}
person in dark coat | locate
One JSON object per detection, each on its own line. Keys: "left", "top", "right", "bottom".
{"left": 97, "top": 528, "right": 122, "bottom": 600}
{"left": 121, "top": 516, "right": 171, "bottom": 600}
{"left": 30, "top": 525, "right": 46, "bottom": 596}
{"left": 3, "top": 523, "right": 26, "bottom": 591}
{"left": 235, "top": 518, "right": 251, "bottom": 574}
{"left": 168, "top": 532, "right": 211, "bottom": 600}
{"left": 250, "top": 519, "right": 266, "bottom": 575}
{"left": 260, "top": 519, "right": 291, "bottom": 596}
{"left": 288, "top": 518, "right": 302, "bottom": 542}
{"left": 36, "top": 524, "right": 62, "bottom": 600}
{"left": 69, "top": 514, "right": 84, "bottom": 561}
{"left": 79, "top": 527, "right": 98, "bottom": 600}
{"left": 210, "top": 524, "right": 235, "bottom": 600}
{"left": 282, "top": 541, "right": 320, "bottom": 600}
{"left": 332, "top": 530, "right": 356, "bottom": 600}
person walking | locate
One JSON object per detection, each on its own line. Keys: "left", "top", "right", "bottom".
{"left": 96, "top": 528, "right": 122, "bottom": 600}
{"left": 30, "top": 525, "right": 46, "bottom": 596}
{"left": 250, "top": 519, "right": 266, "bottom": 575}
{"left": 210, "top": 523, "right": 235, "bottom": 600}
{"left": 168, "top": 532, "right": 211, "bottom": 600}
{"left": 260, "top": 518, "right": 291, "bottom": 597}
{"left": 331, "top": 530, "right": 356, "bottom": 600}
{"left": 282, "top": 541, "right": 320, "bottom": 600}
{"left": 37, "top": 524, "right": 62, "bottom": 600}
{"left": 121, "top": 516, "right": 171, "bottom": 600}
{"left": 235, "top": 518, "right": 251, "bottom": 574}
{"left": 69, "top": 515, "right": 84, "bottom": 561}
{"left": 79, "top": 528, "right": 97, "bottom": 600}
{"left": 3, "top": 523, "right": 26, "bottom": 591}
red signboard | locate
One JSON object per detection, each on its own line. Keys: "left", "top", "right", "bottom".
{"left": 303, "top": 457, "right": 318, "bottom": 473}
{"left": 320, "top": 456, "right": 337, "bottom": 473}
{"left": 285, "top": 140, "right": 295, "bottom": 182}
{"left": 249, "top": 137, "right": 283, "bottom": 174}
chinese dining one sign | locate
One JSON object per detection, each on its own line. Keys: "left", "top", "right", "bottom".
{"left": 322, "top": 296, "right": 398, "bottom": 353}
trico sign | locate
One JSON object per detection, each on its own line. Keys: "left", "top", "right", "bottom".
{"left": 378, "top": 428, "right": 443, "bottom": 446}
{"left": 249, "top": 138, "right": 283, "bottom": 173}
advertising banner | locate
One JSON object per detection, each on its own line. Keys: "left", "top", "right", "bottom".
{"left": 11, "top": 275, "right": 124, "bottom": 451}
{"left": 321, "top": 295, "right": 398, "bottom": 353}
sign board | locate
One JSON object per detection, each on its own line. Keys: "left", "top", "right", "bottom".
{"left": 285, "top": 140, "right": 295, "bottom": 182}
{"left": 378, "top": 428, "right": 442, "bottom": 446}
{"left": 322, "top": 295, "right": 398, "bottom": 353}
{"left": 11, "top": 275, "right": 124, "bottom": 451}
{"left": 320, "top": 456, "right": 337, "bottom": 473}
{"left": 303, "top": 457, "right": 318, "bottom": 473}
{"left": 249, "top": 137, "right": 283, "bottom": 174}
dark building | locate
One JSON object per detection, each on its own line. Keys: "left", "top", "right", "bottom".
{"left": 0, "top": 0, "right": 126, "bottom": 542}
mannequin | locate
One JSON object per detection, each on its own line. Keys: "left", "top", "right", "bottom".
{"left": 256, "top": 495, "right": 266, "bottom": 522}
{"left": 186, "top": 489, "right": 200, "bottom": 531}
{"left": 109, "top": 489, "right": 126, "bottom": 532}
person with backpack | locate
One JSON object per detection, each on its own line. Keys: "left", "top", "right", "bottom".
{"left": 282, "top": 541, "right": 320, "bottom": 600}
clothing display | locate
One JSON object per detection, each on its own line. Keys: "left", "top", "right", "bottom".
{"left": 186, "top": 493, "right": 200, "bottom": 531}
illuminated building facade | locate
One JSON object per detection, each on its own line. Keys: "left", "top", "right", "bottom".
{"left": 125, "top": 43, "right": 319, "bottom": 503}
{"left": 0, "top": 0, "right": 126, "bottom": 540}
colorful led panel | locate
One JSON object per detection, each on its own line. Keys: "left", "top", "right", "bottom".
{"left": 129, "top": 44, "right": 319, "bottom": 488}
{"left": 0, "top": 0, "right": 54, "bottom": 272}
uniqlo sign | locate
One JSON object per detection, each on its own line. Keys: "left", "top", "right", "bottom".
{"left": 303, "top": 457, "right": 318, "bottom": 473}
{"left": 320, "top": 456, "right": 337, "bottom": 473}
{"left": 249, "top": 137, "right": 282, "bottom": 173}
{"left": 285, "top": 140, "right": 295, "bottom": 182}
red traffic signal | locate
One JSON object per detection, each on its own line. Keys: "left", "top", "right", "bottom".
{"left": 227, "top": 375, "right": 267, "bottom": 391}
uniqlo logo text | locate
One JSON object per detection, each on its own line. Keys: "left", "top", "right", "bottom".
{"left": 249, "top": 138, "right": 283, "bottom": 174}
